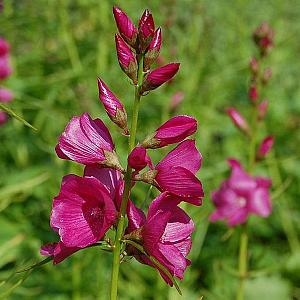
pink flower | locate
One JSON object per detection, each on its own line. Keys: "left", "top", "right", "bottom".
{"left": 141, "top": 63, "right": 180, "bottom": 94}
{"left": 210, "top": 159, "right": 272, "bottom": 226}
{"left": 0, "top": 111, "right": 7, "bottom": 125}
{"left": 126, "top": 192, "right": 194, "bottom": 285}
{"left": 142, "top": 115, "right": 197, "bottom": 148}
{"left": 135, "top": 140, "right": 203, "bottom": 205}
{"left": 113, "top": 6, "right": 138, "bottom": 48}
{"left": 257, "top": 99, "right": 268, "bottom": 121}
{"left": 50, "top": 175, "right": 117, "bottom": 248}
{"left": 257, "top": 136, "right": 274, "bottom": 159}
{"left": 169, "top": 91, "right": 184, "bottom": 113}
{"left": 128, "top": 146, "right": 153, "bottom": 171}
{"left": 55, "top": 113, "right": 123, "bottom": 170}
{"left": 143, "top": 27, "right": 162, "bottom": 71}
{"left": 138, "top": 9, "right": 155, "bottom": 52}
{"left": 0, "top": 37, "right": 10, "bottom": 56}
{"left": 248, "top": 84, "right": 258, "bottom": 102}
{"left": 0, "top": 87, "right": 13, "bottom": 103}
{"left": 115, "top": 34, "right": 137, "bottom": 83}
{"left": 40, "top": 242, "right": 80, "bottom": 265}
{"left": 97, "top": 78, "right": 128, "bottom": 134}
{"left": 0, "top": 56, "right": 12, "bottom": 80}
{"left": 226, "top": 107, "right": 250, "bottom": 134}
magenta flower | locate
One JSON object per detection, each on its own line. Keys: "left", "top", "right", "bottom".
{"left": 135, "top": 140, "right": 203, "bottom": 205}
{"left": 248, "top": 84, "right": 258, "bottom": 102}
{"left": 126, "top": 192, "right": 194, "bottom": 285}
{"left": 113, "top": 6, "right": 138, "bottom": 48}
{"left": 0, "top": 37, "right": 10, "bottom": 56}
{"left": 0, "top": 111, "right": 7, "bottom": 125}
{"left": 142, "top": 115, "right": 197, "bottom": 149}
{"left": 40, "top": 242, "right": 80, "bottom": 265}
{"left": 51, "top": 175, "right": 117, "bottom": 248}
{"left": 97, "top": 78, "right": 128, "bottom": 134}
{"left": 210, "top": 159, "right": 272, "bottom": 226}
{"left": 226, "top": 107, "right": 250, "bottom": 135}
{"left": 55, "top": 113, "right": 123, "bottom": 170}
{"left": 257, "top": 136, "right": 274, "bottom": 159}
{"left": 138, "top": 9, "right": 155, "bottom": 52}
{"left": 143, "top": 27, "right": 162, "bottom": 71}
{"left": 115, "top": 34, "right": 137, "bottom": 83}
{"left": 141, "top": 63, "right": 180, "bottom": 94}
{"left": 257, "top": 99, "right": 268, "bottom": 121}
{"left": 128, "top": 146, "right": 153, "bottom": 171}
{"left": 0, "top": 87, "right": 13, "bottom": 103}
{"left": 0, "top": 56, "right": 12, "bottom": 80}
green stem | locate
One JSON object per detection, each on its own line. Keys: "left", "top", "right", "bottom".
{"left": 236, "top": 224, "right": 248, "bottom": 300}
{"left": 110, "top": 57, "right": 144, "bottom": 300}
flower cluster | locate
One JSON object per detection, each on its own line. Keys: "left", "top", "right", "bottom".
{"left": 0, "top": 35, "right": 13, "bottom": 125}
{"left": 212, "top": 23, "right": 275, "bottom": 226}
{"left": 42, "top": 6, "right": 203, "bottom": 288}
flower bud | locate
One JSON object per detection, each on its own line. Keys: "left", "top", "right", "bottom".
{"left": 262, "top": 67, "right": 272, "bottom": 85}
{"left": 249, "top": 57, "right": 259, "bottom": 75}
{"left": 138, "top": 9, "right": 155, "bottom": 52}
{"left": 113, "top": 6, "right": 138, "bottom": 48}
{"left": 0, "top": 111, "right": 7, "bottom": 125}
{"left": 257, "top": 99, "right": 268, "bottom": 121}
{"left": 115, "top": 34, "right": 138, "bottom": 83}
{"left": 226, "top": 107, "right": 250, "bottom": 135}
{"left": 0, "top": 56, "right": 12, "bottom": 80}
{"left": 140, "top": 63, "right": 180, "bottom": 94}
{"left": 257, "top": 136, "right": 274, "bottom": 159}
{"left": 248, "top": 84, "right": 258, "bottom": 102}
{"left": 143, "top": 28, "right": 162, "bottom": 71}
{"left": 128, "top": 146, "right": 153, "bottom": 171}
{"left": 142, "top": 115, "right": 197, "bottom": 149}
{"left": 253, "top": 22, "right": 274, "bottom": 56}
{"left": 97, "top": 78, "right": 128, "bottom": 134}
{"left": 0, "top": 37, "right": 10, "bottom": 56}
{"left": 169, "top": 91, "right": 184, "bottom": 113}
{"left": 0, "top": 88, "right": 13, "bottom": 103}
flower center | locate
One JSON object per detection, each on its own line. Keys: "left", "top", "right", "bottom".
{"left": 237, "top": 197, "right": 247, "bottom": 208}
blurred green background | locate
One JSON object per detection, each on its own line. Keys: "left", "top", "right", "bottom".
{"left": 1, "top": 0, "right": 300, "bottom": 299}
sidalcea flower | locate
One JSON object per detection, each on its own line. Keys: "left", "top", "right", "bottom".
{"left": 0, "top": 111, "right": 7, "bottom": 125}
{"left": 134, "top": 140, "right": 204, "bottom": 205}
{"left": 55, "top": 112, "right": 123, "bottom": 171}
{"left": 140, "top": 63, "right": 180, "bottom": 94}
{"left": 115, "top": 34, "right": 137, "bottom": 83}
{"left": 138, "top": 9, "right": 155, "bottom": 52}
{"left": 128, "top": 146, "right": 153, "bottom": 171}
{"left": 169, "top": 91, "right": 184, "bottom": 113}
{"left": 0, "top": 87, "right": 13, "bottom": 103}
{"left": 0, "top": 56, "right": 12, "bottom": 80}
{"left": 113, "top": 6, "right": 138, "bottom": 48}
{"left": 51, "top": 175, "right": 117, "bottom": 248}
{"left": 257, "top": 99, "right": 268, "bottom": 121}
{"left": 142, "top": 115, "right": 197, "bottom": 149}
{"left": 0, "top": 37, "right": 10, "bottom": 56}
{"left": 226, "top": 107, "right": 250, "bottom": 135}
{"left": 125, "top": 192, "right": 194, "bottom": 285}
{"left": 143, "top": 28, "right": 162, "bottom": 71}
{"left": 248, "top": 84, "right": 258, "bottom": 102}
{"left": 210, "top": 159, "right": 272, "bottom": 226}
{"left": 257, "top": 136, "right": 274, "bottom": 159}
{"left": 97, "top": 78, "right": 128, "bottom": 134}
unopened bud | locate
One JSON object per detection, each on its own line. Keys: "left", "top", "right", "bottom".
{"left": 138, "top": 9, "right": 155, "bottom": 52}
{"left": 143, "top": 28, "right": 162, "bottom": 71}
{"left": 169, "top": 91, "right": 184, "bottom": 113}
{"left": 249, "top": 57, "right": 259, "bottom": 75}
{"left": 0, "top": 37, "right": 10, "bottom": 56}
{"left": 256, "top": 136, "right": 274, "bottom": 160}
{"left": 257, "top": 99, "right": 268, "bottom": 121}
{"left": 226, "top": 107, "right": 250, "bottom": 135}
{"left": 248, "top": 84, "right": 258, "bottom": 103}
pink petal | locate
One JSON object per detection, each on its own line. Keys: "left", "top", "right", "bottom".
{"left": 128, "top": 146, "right": 153, "bottom": 171}
{"left": 126, "top": 200, "right": 146, "bottom": 233}
{"left": 248, "top": 187, "right": 272, "bottom": 217}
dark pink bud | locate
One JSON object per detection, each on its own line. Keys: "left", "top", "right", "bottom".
{"left": 97, "top": 78, "right": 128, "bottom": 134}
{"left": 169, "top": 91, "right": 184, "bottom": 113}
{"left": 0, "top": 37, "right": 10, "bottom": 56}
{"left": 226, "top": 108, "right": 250, "bottom": 134}
{"left": 253, "top": 22, "right": 274, "bottom": 55}
{"left": 115, "top": 34, "right": 137, "bottom": 83}
{"left": 0, "top": 88, "right": 13, "bottom": 103}
{"left": 142, "top": 115, "right": 197, "bottom": 148}
{"left": 248, "top": 84, "right": 258, "bottom": 102}
{"left": 113, "top": 6, "right": 138, "bottom": 48}
{"left": 249, "top": 57, "right": 259, "bottom": 74}
{"left": 0, "top": 56, "right": 12, "bottom": 80}
{"left": 143, "top": 28, "right": 162, "bottom": 71}
{"left": 128, "top": 146, "right": 153, "bottom": 171}
{"left": 257, "top": 99, "right": 268, "bottom": 121}
{"left": 0, "top": 111, "right": 7, "bottom": 125}
{"left": 138, "top": 9, "right": 155, "bottom": 52}
{"left": 141, "top": 63, "right": 180, "bottom": 94}
{"left": 257, "top": 136, "right": 274, "bottom": 159}
{"left": 262, "top": 67, "right": 272, "bottom": 85}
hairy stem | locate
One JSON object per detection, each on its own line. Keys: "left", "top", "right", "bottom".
{"left": 110, "top": 56, "right": 144, "bottom": 300}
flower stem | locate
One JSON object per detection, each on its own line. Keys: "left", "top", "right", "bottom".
{"left": 110, "top": 56, "right": 144, "bottom": 300}
{"left": 236, "top": 224, "right": 248, "bottom": 300}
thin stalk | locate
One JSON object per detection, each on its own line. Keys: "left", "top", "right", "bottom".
{"left": 110, "top": 57, "right": 144, "bottom": 300}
